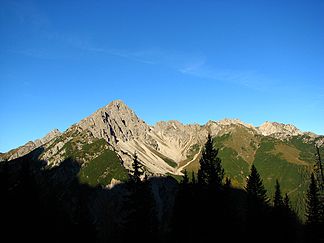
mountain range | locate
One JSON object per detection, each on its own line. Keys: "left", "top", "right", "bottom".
{"left": 1, "top": 100, "right": 323, "bottom": 211}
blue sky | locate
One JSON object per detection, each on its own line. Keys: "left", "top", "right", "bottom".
{"left": 1, "top": 0, "right": 323, "bottom": 152}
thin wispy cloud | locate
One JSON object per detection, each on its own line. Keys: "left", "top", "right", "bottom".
{"left": 83, "top": 44, "right": 276, "bottom": 91}
{"left": 85, "top": 46, "right": 274, "bottom": 91}
{"left": 180, "top": 63, "right": 275, "bottom": 91}
{"left": 120, "top": 48, "right": 275, "bottom": 91}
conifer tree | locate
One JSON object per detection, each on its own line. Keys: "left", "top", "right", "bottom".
{"left": 197, "top": 134, "right": 224, "bottom": 188}
{"left": 306, "top": 173, "right": 321, "bottom": 226}
{"left": 245, "top": 165, "right": 269, "bottom": 205}
{"left": 245, "top": 165, "right": 270, "bottom": 242}
{"left": 271, "top": 181, "right": 299, "bottom": 243}
{"left": 274, "top": 179, "right": 283, "bottom": 209}
{"left": 129, "top": 152, "right": 144, "bottom": 184}
{"left": 304, "top": 173, "right": 324, "bottom": 243}
{"left": 195, "top": 135, "right": 226, "bottom": 241}
{"left": 124, "top": 153, "right": 157, "bottom": 241}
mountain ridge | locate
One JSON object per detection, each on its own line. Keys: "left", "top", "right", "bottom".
{"left": 2, "top": 100, "right": 323, "bottom": 169}
{"left": 2, "top": 99, "right": 323, "bottom": 213}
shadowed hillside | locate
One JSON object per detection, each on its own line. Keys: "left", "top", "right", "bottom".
{"left": 2, "top": 141, "right": 323, "bottom": 243}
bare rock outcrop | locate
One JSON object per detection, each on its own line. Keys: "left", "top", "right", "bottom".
{"left": 258, "top": 121, "right": 303, "bottom": 139}
{"left": 8, "top": 129, "right": 61, "bottom": 160}
{"left": 78, "top": 100, "right": 151, "bottom": 145}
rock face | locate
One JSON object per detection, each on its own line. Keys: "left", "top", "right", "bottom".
{"left": 151, "top": 120, "right": 206, "bottom": 162}
{"left": 6, "top": 129, "right": 61, "bottom": 161}
{"left": 258, "top": 121, "right": 303, "bottom": 139}
{"left": 76, "top": 101, "right": 206, "bottom": 174}
{"left": 34, "top": 129, "right": 62, "bottom": 147}
{"left": 206, "top": 119, "right": 257, "bottom": 137}
{"left": 78, "top": 100, "right": 151, "bottom": 145}
{"left": 2, "top": 100, "right": 323, "bottom": 176}
{"left": 66, "top": 100, "right": 323, "bottom": 175}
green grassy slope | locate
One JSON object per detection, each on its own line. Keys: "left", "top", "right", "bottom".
{"left": 181, "top": 127, "right": 322, "bottom": 219}
{"left": 253, "top": 137, "right": 312, "bottom": 215}
{"left": 57, "top": 135, "right": 128, "bottom": 187}
{"left": 78, "top": 148, "right": 128, "bottom": 186}
{"left": 213, "top": 133, "right": 250, "bottom": 187}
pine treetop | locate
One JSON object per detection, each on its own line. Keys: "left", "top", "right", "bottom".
{"left": 245, "top": 165, "right": 269, "bottom": 205}
{"left": 198, "top": 134, "right": 224, "bottom": 188}
{"left": 129, "top": 153, "right": 144, "bottom": 184}
{"left": 274, "top": 179, "right": 284, "bottom": 208}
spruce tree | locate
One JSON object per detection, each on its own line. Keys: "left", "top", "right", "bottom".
{"left": 304, "top": 173, "right": 324, "bottom": 243}
{"left": 306, "top": 173, "right": 321, "bottom": 226}
{"left": 197, "top": 134, "right": 224, "bottom": 188}
{"left": 245, "top": 165, "right": 269, "bottom": 205}
{"left": 273, "top": 179, "right": 283, "bottom": 208}
{"left": 129, "top": 152, "right": 144, "bottom": 184}
{"left": 195, "top": 134, "right": 226, "bottom": 241}
{"left": 124, "top": 153, "right": 157, "bottom": 241}
{"left": 245, "top": 165, "right": 270, "bottom": 243}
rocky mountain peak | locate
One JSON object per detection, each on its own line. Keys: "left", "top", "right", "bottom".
{"left": 258, "top": 121, "right": 303, "bottom": 138}
{"left": 106, "top": 99, "right": 130, "bottom": 111}
{"left": 218, "top": 118, "right": 243, "bottom": 125}
{"left": 205, "top": 118, "right": 257, "bottom": 137}
{"left": 217, "top": 118, "right": 256, "bottom": 129}
{"left": 77, "top": 100, "right": 150, "bottom": 145}
{"left": 206, "top": 118, "right": 253, "bottom": 127}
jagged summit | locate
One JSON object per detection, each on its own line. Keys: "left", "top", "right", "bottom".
{"left": 2, "top": 100, "right": 323, "bottom": 176}
{"left": 78, "top": 99, "right": 150, "bottom": 144}
{"left": 258, "top": 121, "right": 303, "bottom": 138}
{"left": 106, "top": 99, "right": 130, "bottom": 110}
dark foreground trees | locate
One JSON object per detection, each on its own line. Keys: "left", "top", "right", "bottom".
{"left": 2, "top": 135, "right": 321, "bottom": 243}
{"left": 121, "top": 153, "right": 158, "bottom": 243}
{"left": 271, "top": 180, "right": 299, "bottom": 242}
{"left": 172, "top": 134, "right": 241, "bottom": 242}
{"left": 304, "top": 173, "right": 324, "bottom": 243}
{"left": 244, "top": 165, "right": 272, "bottom": 242}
